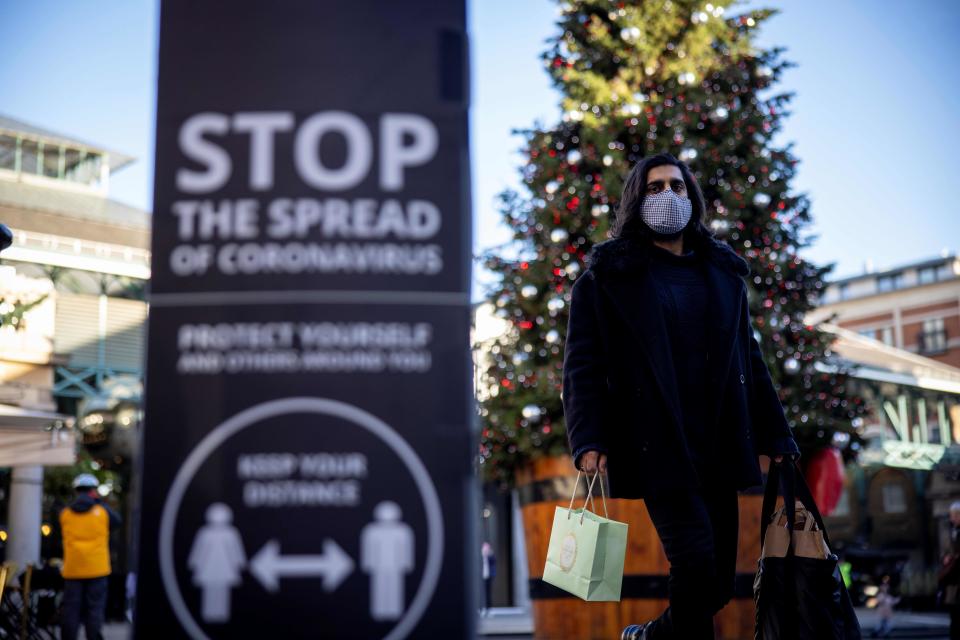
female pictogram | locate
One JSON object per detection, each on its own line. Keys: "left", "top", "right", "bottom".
{"left": 188, "top": 503, "right": 247, "bottom": 622}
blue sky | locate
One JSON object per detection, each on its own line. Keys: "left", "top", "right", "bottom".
{"left": 2, "top": 0, "right": 958, "bottom": 299}
{"left": 0, "top": 0, "right": 156, "bottom": 215}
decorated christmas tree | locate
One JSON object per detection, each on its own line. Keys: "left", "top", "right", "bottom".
{"left": 0, "top": 294, "right": 46, "bottom": 331}
{"left": 478, "top": 0, "right": 866, "bottom": 485}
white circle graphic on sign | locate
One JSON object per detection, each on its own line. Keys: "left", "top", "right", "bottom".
{"left": 158, "top": 397, "right": 444, "bottom": 640}
{"left": 559, "top": 533, "right": 577, "bottom": 572}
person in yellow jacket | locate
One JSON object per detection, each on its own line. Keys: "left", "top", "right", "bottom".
{"left": 59, "top": 473, "right": 121, "bottom": 640}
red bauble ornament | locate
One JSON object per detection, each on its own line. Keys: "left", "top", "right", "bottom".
{"left": 804, "top": 446, "right": 845, "bottom": 516}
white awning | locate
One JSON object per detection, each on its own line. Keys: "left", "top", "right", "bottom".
{"left": 0, "top": 404, "right": 70, "bottom": 429}
{"left": 0, "top": 404, "right": 75, "bottom": 467}
{"left": 819, "top": 323, "right": 960, "bottom": 394}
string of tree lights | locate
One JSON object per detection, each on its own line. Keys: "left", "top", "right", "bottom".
{"left": 478, "top": 0, "right": 867, "bottom": 486}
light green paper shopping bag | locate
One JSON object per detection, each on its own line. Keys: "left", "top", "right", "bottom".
{"left": 542, "top": 470, "right": 628, "bottom": 601}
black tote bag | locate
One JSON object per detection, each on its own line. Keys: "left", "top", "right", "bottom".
{"left": 754, "top": 460, "right": 861, "bottom": 640}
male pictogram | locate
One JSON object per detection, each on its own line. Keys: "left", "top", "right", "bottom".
{"left": 360, "top": 501, "right": 415, "bottom": 621}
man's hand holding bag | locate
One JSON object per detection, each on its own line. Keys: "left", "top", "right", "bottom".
{"left": 542, "top": 470, "right": 628, "bottom": 602}
{"left": 754, "top": 459, "right": 861, "bottom": 639}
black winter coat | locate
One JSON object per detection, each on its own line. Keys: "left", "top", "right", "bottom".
{"left": 562, "top": 235, "right": 800, "bottom": 499}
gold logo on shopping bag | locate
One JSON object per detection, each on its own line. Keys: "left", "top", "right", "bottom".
{"left": 559, "top": 533, "right": 577, "bottom": 571}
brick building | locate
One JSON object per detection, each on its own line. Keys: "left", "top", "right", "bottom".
{"left": 807, "top": 254, "right": 960, "bottom": 369}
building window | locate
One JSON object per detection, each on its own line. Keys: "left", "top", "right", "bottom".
{"left": 0, "top": 135, "right": 103, "bottom": 187}
{"left": 858, "top": 328, "right": 876, "bottom": 340}
{"left": 918, "top": 266, "right": 938, "bottom": 285}
{"left": 41, "top": 143, "right": 62, "bottom": 178}
{"left": 20, "top": 138, "right": 39, "bottom": 174}
{"left": 877, "top": 272, "right": 902, "bottom": 292}
{"left": 64, "top": 150, "right": 102, "bottom": 185}
{"left": 880, "top": 326, "right": 894, "bottom": 346}
{"left": 64, "top": 147, "right": 82, "bottom": 180}
{"left": 919, "top": 317, "right": 947, "bottom": 354}
{"left": 837, "top": 283, "right": 849, "bottom": 300}
{"left": 0, "top": 134, "right": 16, "bottom": 170}
{"left": 881, "top": 483, "right": 907, "bottom": 514}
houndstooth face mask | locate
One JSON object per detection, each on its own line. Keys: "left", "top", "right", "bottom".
{"left": 640, "top": 189, "right": 692, "bottom": 235}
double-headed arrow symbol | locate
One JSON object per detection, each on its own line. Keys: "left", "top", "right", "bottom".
{"left": 250, "top": 539, "right": 354, "bottom": 592}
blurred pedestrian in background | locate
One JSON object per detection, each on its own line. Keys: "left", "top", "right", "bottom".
{"left": 481, "top": 541, "right": 496, "bottom": 615}
{"left": 59, "top": 473, "right": 122, "bottom": 640}
{"left": 871, "top": 575, "right": 900, "bottom": 638}
{"left": 938, "top": 501, "right": 960, "bottom": 639}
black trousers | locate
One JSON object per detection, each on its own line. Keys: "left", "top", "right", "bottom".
{"left": 61, "top": 576, "right": 108, "bottom": 640}
{"left": 643, "top": 482, "right": 740, "bottom": 640}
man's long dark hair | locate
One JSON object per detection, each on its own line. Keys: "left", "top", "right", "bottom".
{"left": 611, "top": 153, "right": 714, "bottom": 251}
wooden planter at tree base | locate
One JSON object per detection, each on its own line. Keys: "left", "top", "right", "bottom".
{"left": 516, "top": 456, "right": 766, "bottom": 640}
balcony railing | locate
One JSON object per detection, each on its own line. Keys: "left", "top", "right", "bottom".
{"left": 2, "top": 228, "right": 150, "bottom": 279}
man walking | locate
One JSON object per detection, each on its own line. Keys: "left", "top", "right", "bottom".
{"left": 59, "top": 473, "right": 121, "bottom": 640}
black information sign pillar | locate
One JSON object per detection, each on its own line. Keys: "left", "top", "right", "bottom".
{"left": 133, "top": 3, "right": 474, "bottom": 638}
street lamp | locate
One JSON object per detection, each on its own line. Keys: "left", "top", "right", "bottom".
{"left": 77, "top": 376, "right": 143, "bottom": 467}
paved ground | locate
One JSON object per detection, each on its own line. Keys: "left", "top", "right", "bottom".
{"left": 96, "top": 606, "right": 953, "bottom": 638}
{"left": 103, "top": 624, "right": 129, "bottom": 640}
{"left": 479, "top": 606, "right": 953, "bottom": 639}
{"left": 855, "top": 606, "right": 950, "bottom": 638}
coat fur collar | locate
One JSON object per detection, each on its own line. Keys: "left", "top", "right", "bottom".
{"left": 584, "top": 234, "right": 749, "bottom": 278}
